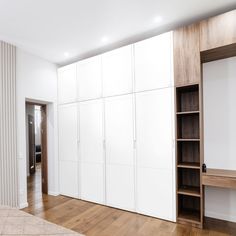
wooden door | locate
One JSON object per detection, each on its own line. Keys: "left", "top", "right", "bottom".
{"left": 41, "top": 105, "right": 48, "bottom": 194}
{"left": 28, "top": 115, "right": 36, "bottom": 175}
{"left": 173, "top": 24, "right": 201, "bottom": 86}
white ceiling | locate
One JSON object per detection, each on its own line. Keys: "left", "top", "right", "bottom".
{"left": 0, "top": 0, "right": 235, "bottom": 66}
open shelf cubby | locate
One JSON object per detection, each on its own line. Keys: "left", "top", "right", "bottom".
{"left": 177, "top": 141, "right": 200, "bottom": 168}
{"left": 176, "top": 84, "right": 202, "bottom": 227}
{"left": 176, "top": 85, "right": 199, "bottom": 112}
{"left": 177, "top": 114, "right": 200, "bottom": 139}
{"left": 178, "top": 168, "right": 200, "bottom": 196}
{"left": 178, "top": 195, "right": 201, "bottom": 223}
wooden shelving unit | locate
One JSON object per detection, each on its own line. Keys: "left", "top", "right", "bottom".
{"left": 176, "top": 84, "right": 203, "bottom": 228}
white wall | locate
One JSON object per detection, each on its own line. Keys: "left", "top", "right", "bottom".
{"left": 16, "top": 48, "right": 58, "bottom": 208}
{"left": 203, "top": 56, "right": 236, "bottom": 222}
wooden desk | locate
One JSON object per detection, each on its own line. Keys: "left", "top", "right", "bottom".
{"left": 202, "top": 169, "right": 236, "bottom": 189}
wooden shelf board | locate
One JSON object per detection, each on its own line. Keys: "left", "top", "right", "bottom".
{"left": 202, "top": 168, "right": 236, "bottom": 189}
{"left": 178, "top": 210, "right": 201, "bottom": 224}
{"left": 177, "top": 139, "right": 200, "bottom": 142}
{"left": 176, "top": 111, "right": 200, "bottom": 115}
{"left": 178, "top": 186, "right": 201, "bottom": 197}
{"left": 178, "top": 162, "right": 200, "bottom": 169}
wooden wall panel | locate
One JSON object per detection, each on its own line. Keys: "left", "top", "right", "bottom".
{"left": 200, "top": 10, "right": 236, "bottom": 51}
{"left": 174, "top": 24, "right": 201, "bottom": 86}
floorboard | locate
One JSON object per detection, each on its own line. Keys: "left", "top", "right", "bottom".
{"left": 23, "top": 165, "right": 236, "bottom": 236}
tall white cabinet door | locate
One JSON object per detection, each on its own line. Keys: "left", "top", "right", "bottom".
{"left": 136, "top": 88, "right": 175, "bottom": 221}
{"left": 134, "top": 32, "right": 173, "bottom": 92}
{"left": 136, "top": 89, "right": 174, "bottom": 169}
{"left": 58, "top": 103, "right": 79, "bottom": 198}
{"left": 77, "top": 56, "right": 102, "bottom": 101}
{"left": 58, "top": 64, "right": 77, "bottom": 104}
{"left": 137, "top": 168, "right": 173, "bottom": 220}
{"left": 58, "top": 103, "right": 78, "bottom": 162}
{"left": 79, "top": 99, "right": 104, "bottom": 204}
{"left": 105, "top": 94, "right": 135, "bottom": 211}
{"left": 102, "top": 45, "right": 133, "bottom": 97}
{"left": 59, "top": 161, "right": 79, "bottom": 198}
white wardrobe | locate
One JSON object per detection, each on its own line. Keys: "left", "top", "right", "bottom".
{"left": 58, "top": 31, "right": 176, "bottom": 222}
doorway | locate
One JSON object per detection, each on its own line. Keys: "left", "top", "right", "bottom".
{"left": 26, "top": 102, "right": 48, "bottom": 197}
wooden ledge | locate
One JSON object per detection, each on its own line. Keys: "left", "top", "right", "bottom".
{"left": 202, "top": 168, "right": 236, "bottom": 189}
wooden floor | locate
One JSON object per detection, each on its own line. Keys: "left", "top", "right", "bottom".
{"left": 23, "top": 165, "right": 236, "bottom": 236}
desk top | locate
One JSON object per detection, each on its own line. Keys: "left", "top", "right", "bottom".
{"left": 203, "top": 168, "right": 236, "bottom": 178}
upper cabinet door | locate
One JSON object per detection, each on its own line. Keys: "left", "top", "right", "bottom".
{"left": 134, "top": 32, "right": 173, "bottom": 92}
{"left": 58, "top": 103, "right": 78, "bottom": 162}
{"left": 102, "top": 45, "right": 133, "bottom": 97}
{"left": 174, "top": 24, "right": 201, "bottom": 86}
{"left": 77, "top": 56, "right": 102, "bottom": 101}
{"left": 200, "top": 10, "right": 236, "bottom": 51}
{"left": 58, "top": 64, "right": 77, "bottom": 104}
{"left": 79, "top": 99, "right": 104, "bottom": 164}
{"left": 136, "top": 88, "right": 174, "bottom": 169}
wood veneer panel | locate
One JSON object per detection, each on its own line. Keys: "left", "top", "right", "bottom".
{"left": 200, "top": 10, "right": 236, "bottom": 52}
{"left": 201, "top": 43, "right": 236, "bottom": 63}
{"left": 174, "top": 24, "right": 201, "bottom": 86}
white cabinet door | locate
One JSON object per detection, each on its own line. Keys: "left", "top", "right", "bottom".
{"left": 136, "top": 88, "right": 174, "bottom": 169}
{"left": 77, "top": 55, "right": 102, "bottom": 101}
{"left": 134, "top": 32, "right": 173, "bottom": 92}
{"left": 105, "top": 94, "right": 134, "bottom": 166}
{"left": 79, "top": 99, "right": 104, "bottom": 163}
{"left": 105, "top": 94, "right": 135, "bottom": 210}
{"left": 106, "top": 164, "right": 135, "bottom": 211}
{"left": 58, "top": 64, "right": 77, "bottom": 104}
{"left": 136, "top": 88, "right": 175, "bottom": 221}
{"left": 80, "top": 162, "right": 104, "bottom": 204}
{"left": 79, "top": 99, "right": 104, "bottom": 204}
{"left": 137, "top": 168, "right": 174, "bottom": 221}
{"left": 102, "top": 45, "right": 133, "bottom": 96}
{"left": 59, "top": 160, "right": 78, "bottom": 198}
{"left": 58, "top": 103, "right": 78, "bottom": 162}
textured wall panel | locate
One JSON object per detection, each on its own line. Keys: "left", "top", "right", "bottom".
{"left": 0, "top": 41, "right": 18, "bottom": 207}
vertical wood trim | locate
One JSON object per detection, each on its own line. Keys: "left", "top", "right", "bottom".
{"left": 41, "top": 105, "right": 48, "bottom": 194}
{"left": 0, "top": 41, "right": 18, "bottom": 207}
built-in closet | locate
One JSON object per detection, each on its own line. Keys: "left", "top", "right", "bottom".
{"left": 58, "top": 8, "right": 236, "bottom": 229}
{"left": 58, "top": 31, "right": 176, "bottom": 222}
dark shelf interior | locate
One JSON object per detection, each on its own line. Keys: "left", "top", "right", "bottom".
{"left": 178, "top": 168, "right": 200, "bottom": 190}
{"left": 177, "top": 113, "right": 200, "bottom": 139}
{"left": 176, "top": 85, "right": 199, "bottom": 112}
{"left": 176, "top": 84, "right": 201, "bottom": 226}
{"left": 177, "top": 141, "right": 200, "bottom": 166}
{"left": 178, "top": 195, "right": 201, "bottom": 223}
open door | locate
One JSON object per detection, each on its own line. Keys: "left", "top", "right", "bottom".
{"left": 26, "top": 102, "right": 48, "bottom": 195}
{"left": 28, "top": 114, "right": 36, "bottom": 175}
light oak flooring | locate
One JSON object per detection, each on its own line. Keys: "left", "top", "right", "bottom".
{"left": 23, "top": 165, "right": 236, "bottom": 236}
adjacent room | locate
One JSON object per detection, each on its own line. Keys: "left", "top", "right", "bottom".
{"left": 0, "top": 0, "right": 236, "bottom": 235}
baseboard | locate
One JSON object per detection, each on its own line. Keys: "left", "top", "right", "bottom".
{"left": 48, "top": 191, "right": 59, "bottom": 196}
{"left": 19, "top": 202, "right": 28, "bottom": 209}
{"left": 205, "top": 210, "right": 236, "bottom": 223}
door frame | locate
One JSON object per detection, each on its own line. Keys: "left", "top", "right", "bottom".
{"left": 26, "top": 101, "right": 48, "bottom": 194}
